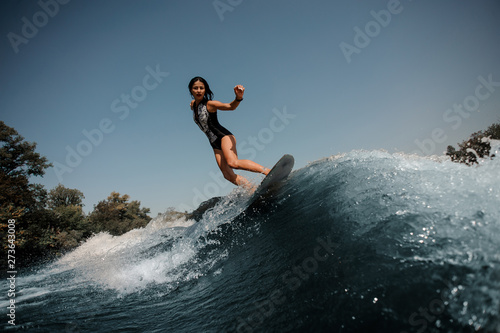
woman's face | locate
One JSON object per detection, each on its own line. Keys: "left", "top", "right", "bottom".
{"left": 191, "top": 80, "right": 205, "bottom": 100}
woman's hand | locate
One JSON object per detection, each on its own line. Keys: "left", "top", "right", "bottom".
{"left": 234, "top": 85, "right": 245, "bottom": 100}
{"left": 190, "top": 100, "right": 194, "bottom": 110}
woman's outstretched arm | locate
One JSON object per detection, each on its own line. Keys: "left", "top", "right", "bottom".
{"left": 207, "top": 85, "right": 245, "bottom": 112}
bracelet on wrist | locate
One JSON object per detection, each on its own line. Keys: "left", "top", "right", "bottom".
{"left": 235, "top": 97, "right": 243, "bottom": 102}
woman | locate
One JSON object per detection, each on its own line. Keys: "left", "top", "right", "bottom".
{"left": 189, "top": 76, "right": 270, "bottom": 188}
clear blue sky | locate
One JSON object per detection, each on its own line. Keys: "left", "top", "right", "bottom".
{"left": 1, "top": 0, "right": 499, "bottom": 215}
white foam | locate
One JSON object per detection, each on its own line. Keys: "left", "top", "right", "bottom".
{"left": 32, "top": 188, "right": 249, "bottom": 294}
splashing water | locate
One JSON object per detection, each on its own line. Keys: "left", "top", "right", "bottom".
{"left": 3, "top": 150, "right": 499, "bottom": 332}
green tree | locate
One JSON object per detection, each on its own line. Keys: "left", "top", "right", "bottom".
{"left": 46, "top": 184, "right": 91, "bottom": 250}
{"left": 48, "top": 184, "right": 85, "bottom": 209}
{"left": 484, "top": 122, "right": 500, "bottom": 139}
{"left": 47, "top": 184, "right": 87, "bottom": 231}
{"left": 446, "top": 122, "right": 500, "bottom": 165}
{"left": 0, "top": 121, "right": 51, "bottom": 220}
{"left": 1, "top": 122, "right": 52, "bottom": 264}
{"left": 89, "top": 192, "right": 151, "bottom": 236}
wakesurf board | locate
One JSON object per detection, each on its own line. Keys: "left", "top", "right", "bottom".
{"left": 247, "top": 154, "right": 294, "bottom": 207}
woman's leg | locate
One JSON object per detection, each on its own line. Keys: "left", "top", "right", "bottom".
{"left": 220, "top": 135, "right": 270, "bottom": 175}
{"left": 213, "top": 149, "right": 252, "bottom": 187}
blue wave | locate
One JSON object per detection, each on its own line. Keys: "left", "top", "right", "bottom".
{"left": 4, "top": 149, "right": 500, "bottom": 332}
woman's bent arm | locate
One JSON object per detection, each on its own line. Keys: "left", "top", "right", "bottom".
{"left": 207, "top": 85, "right": 245, "bottom": 112}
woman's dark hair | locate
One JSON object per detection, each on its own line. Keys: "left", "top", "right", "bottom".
{"left": 188, "top": 76, "right": 214, "bottom": 102}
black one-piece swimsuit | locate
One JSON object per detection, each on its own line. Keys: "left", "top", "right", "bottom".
{"left": 193, "top": 101, "right": 233, "bottom": 150}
